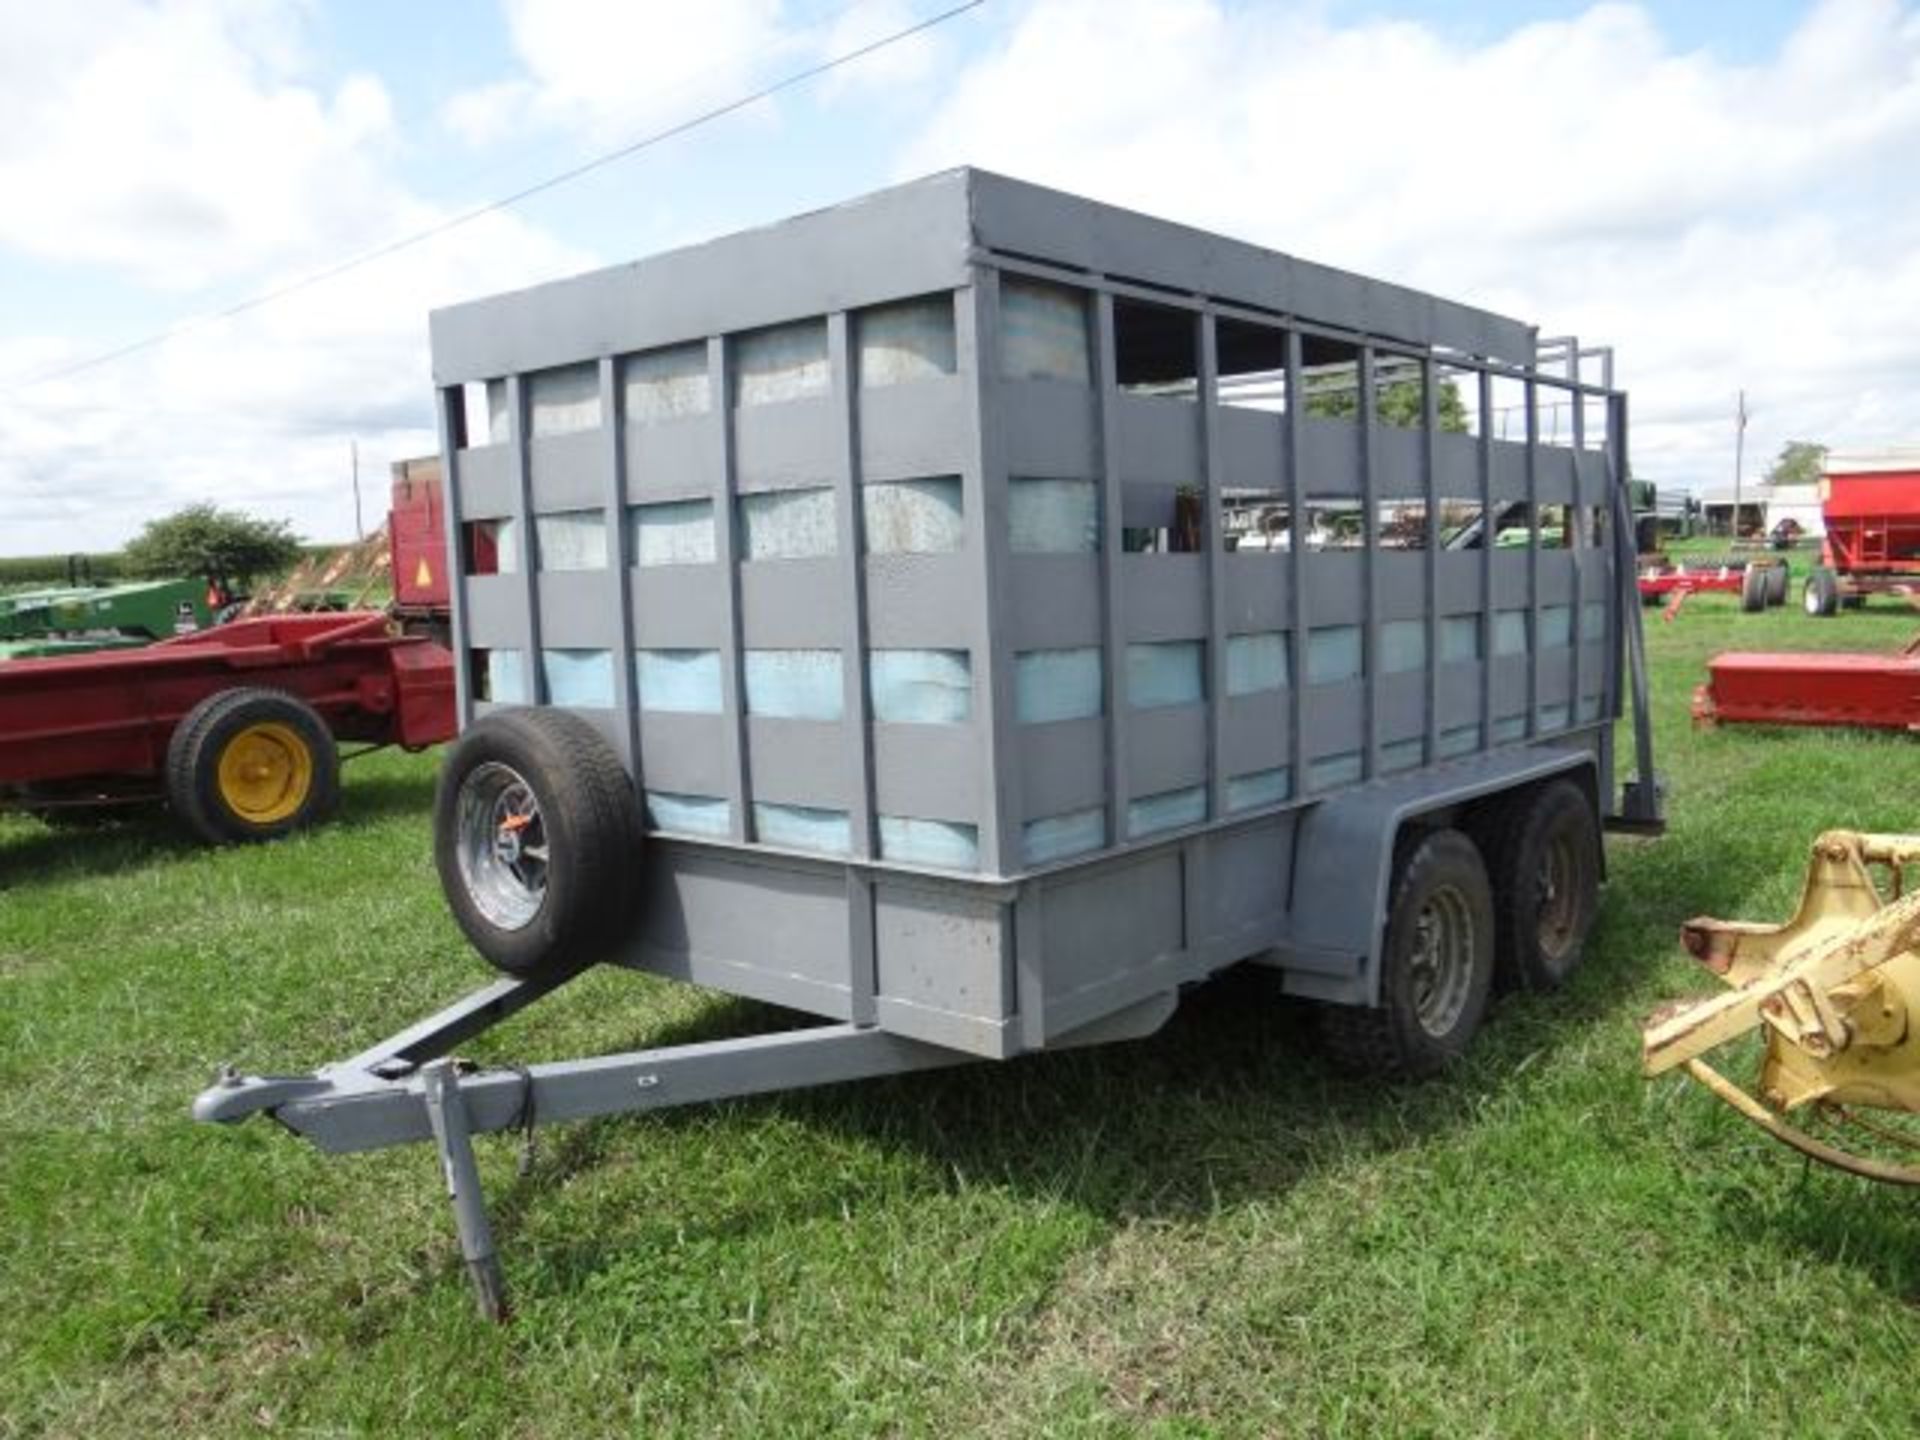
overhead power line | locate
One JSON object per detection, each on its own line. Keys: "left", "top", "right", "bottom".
{"left": 5, "top": 0, "right": 986, "bottom": 396}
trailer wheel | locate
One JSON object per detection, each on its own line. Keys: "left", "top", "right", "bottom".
{"left": 433, "top": 708, "right": 642, "bottom": 978}
{"left": 1479, "top": 780, "right": 1600, "bottom": 992}
{"left": 1740, "top": 565, "right": 1767, "bottom": 612}
{"left": 1764, "top": 563, "right": 1789, "bottom": 607}
{"left": 165, "top": 688, "right": 340, "bottom": 844}
{"left": 1803, "top": 568, "right": 1840, "bottom": 617}
{"left": 1319, "top": 828, "right": 1495, "bottom": 1080}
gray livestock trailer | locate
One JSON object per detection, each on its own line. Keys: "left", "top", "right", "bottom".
{"left": 196, "top": 169, "right": 1660, "bottom": 1319}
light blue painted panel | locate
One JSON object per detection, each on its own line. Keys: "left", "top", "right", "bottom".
{"left": 734, "top": 320, "right": 828, "bottom": 406}
{"left": 623, "top": 343, "right": 710, "bottom": 423}
{"left": 1226, "top": 631, "right": 1288, "bottom": 695}
{"left": 1540, "top": 604, "right": 1572, "bottom": 648}
{"left": 858, "top": 296, "right": 956, "bottom": 386}
{"left": 1381, "top": 619, "right": 1427, "bottom": 673}
{"left": 1307, "top": 625, "right": 1363, "bottom": 683}
{"left": 1581, "top": 600, "right": 1607, "bottom": 637}
{"left": 1438, "top": 723, "right": 1481, "bottom": 757}
{"left": 1494, "top": 611, "right": 1529, "bottom": 655}
{"left": 487, "top": 648, "right": 526, "bottom": 704}
{"left": 1022, "top": 806, "right": 1106, "bottom": 865}
{"left": 1440, "top": 615, "right": 1480, "bottom": 662}
{"left": 645, "top": 791, "right": 731, "bottom": 837}
{"left": 1492, "top": 715, "right": 1527, "bottom": 742}
{"left": 1381, "top": 738, "right": 1425, "bottom": 773}
{"left": 636, "top": 648, "right": 723, "bottom": 714}
{"left": 1308, "top": 751, "right": 1364, "bottom": 789}
{"left": 1537, "top": 703, "right": 1570, "bottom": 731}
{"left": 1577, "top": 692, "right": 1602, "bottom": 721}
{"left": 528, "top": 362, "right": 601, "bottom": 435}
{"left": 1127, "top": 785, "right": 1206, "bottom": 838}
{"left": 535, "top": 509, "right": 607, "bottom": 571}
{"left": 754, "top": 802, "right": 852, "bottom": 855}
{"left": 1127, "top": 641, "right": 1204, "bottom": 709}
{"left": 1000, "top": 277, "right": 1090, "bottom": 384}
{"left": 1227, "top": 766, "right": 1292, "bottom": 811}
{"left": 631, "top": 499, "right": 716, "bottom": 566}
{"left": 1016, "top": 647, "right": 1102, "bottom": 724}
{"left": 741, "top": 487, "right": 837, "bottom": 560}
{"left": 864, "top": 477, "right": 963, "bottom": 555}
{"left": 542, "top": 648, "right": 616, "bottom": 708}
{"left": 745, "top": 649, "right": 844, "bottom": 720}
{"left": 1010, "top": 477, "right": 1099, "bottom": 553}
{"left": 870, "top": 649, "right": 971, "bottom": 724}
{"left": 878, "top": 815, "right": 979, "bottom": 869}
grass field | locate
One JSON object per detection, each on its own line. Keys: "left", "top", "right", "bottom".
{"left": 7, "top": 573, "right": 1920, "bottom": 1436}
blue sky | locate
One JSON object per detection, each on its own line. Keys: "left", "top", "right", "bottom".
{"left": 3, "top": 0, "right": 1915, "bottom": 553}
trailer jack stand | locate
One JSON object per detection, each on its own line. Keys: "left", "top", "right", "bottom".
{"left": 420, "top": 1060, "right": 508, "bottom": 1322}
{"left": 1642, "top": 830, "right": 1920, "bottom": 1184}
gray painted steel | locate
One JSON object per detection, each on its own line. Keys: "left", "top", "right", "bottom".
{"left": 197, "top": 169, "right": 1659, "bottom": 1321}
{"left": 424, "top": 166, "right": 1650, "bottom": 1059}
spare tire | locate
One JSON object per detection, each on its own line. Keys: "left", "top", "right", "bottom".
{"left": 433, "top": 708, "right": 643, "bottom": 977}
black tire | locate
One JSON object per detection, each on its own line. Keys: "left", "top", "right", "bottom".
{"left": 1477, "top": 780, "right": 1600, "bottom": 993}
{"left": 1739, "top": 565, "right": 1767, "bottom": 612}
{"left": 165, "top": 688, "right": 340, "bottom": 844}
{"left": 433, "top": 707, "right": 643, "bottom": 978}
{"left": 1764, "top": 562, "right": 1789, "bottom": 607}
{"left": 1803, "top": 568, "right": 1839, "bottom": 617}
{"left": 1319, "top": 828, "right": 1495, "bottom": 1079}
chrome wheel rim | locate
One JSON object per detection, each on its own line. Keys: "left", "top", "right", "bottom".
{"left": 1409, "top": 883, "right": 1475, "bottom": 1037}
{"left": 455, "top": 761, "right": 549, "bottom": 930}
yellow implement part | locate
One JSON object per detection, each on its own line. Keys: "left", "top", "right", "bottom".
{"left": 215, "top": 720, "right": 315, "bottom": 825}
{"left": 1642, "top": 830, "right": 1920, "bottom": 1182}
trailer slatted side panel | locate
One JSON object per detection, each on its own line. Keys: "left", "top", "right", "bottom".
{"left": 429, "top": 168, "right": 1628, "bottom": 1055}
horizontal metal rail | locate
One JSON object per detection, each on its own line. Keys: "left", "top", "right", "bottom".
{"left": 198, "top": 1020, "right": 964, "bottom": 1155}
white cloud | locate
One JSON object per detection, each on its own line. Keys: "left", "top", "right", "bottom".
{"left": 896, "top": 0, "right": 1920, "bottom": 490}
{"left": 0, "top": 0, "right": 596, "bottom": 555}
{"left": 0, "top": 0, "right": 404, "bottom": 291}
{"left": 441, "top": 0, "right": 795, "bottom": 146}
{"left": 819, "top": 0, "right": 946, "bottom": 98}
{"left": 1, "top": 202, "right": 594, "bottom": 555}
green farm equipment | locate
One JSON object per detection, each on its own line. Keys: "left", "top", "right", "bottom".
{"left": 0, "top": 576, "right": 223, "bottom": 661}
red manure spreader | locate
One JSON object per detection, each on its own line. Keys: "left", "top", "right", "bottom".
{"left": 0, "top": 467, "right": 456, "bottom": 841}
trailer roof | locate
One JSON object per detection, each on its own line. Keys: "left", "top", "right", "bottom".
{"left": 429, "top": 168, "right": 1538, "bottom": 386}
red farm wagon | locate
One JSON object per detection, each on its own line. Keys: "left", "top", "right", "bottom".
{"left": 1803, "top": 448, "right": 1920, "bottom": 616}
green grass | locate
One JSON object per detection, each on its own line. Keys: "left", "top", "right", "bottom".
{"left": 8, "top": 595, "right": 1920, "bottom": 1436}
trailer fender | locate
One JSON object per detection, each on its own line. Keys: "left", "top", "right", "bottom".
{"left": 1273, "top": 747, "right": 1598, "bottom": 1007}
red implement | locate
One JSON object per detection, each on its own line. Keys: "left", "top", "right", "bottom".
{"left": 0, "top": 611, "right": 455, "bottom": 800}
{"left": 1694, "top": 634, "right": 1920, "bottom": 732}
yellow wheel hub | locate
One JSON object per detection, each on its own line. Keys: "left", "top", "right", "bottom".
{"left": 215, "top": 721, "right": 314, "bottom": 825}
